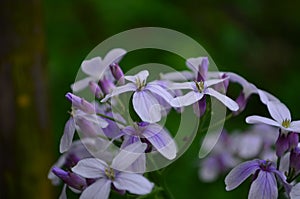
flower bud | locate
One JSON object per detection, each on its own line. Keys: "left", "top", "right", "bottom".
{"left": 89, "top": 81, "right": 103, "bottom": 99}
{"left": 65, "top": 92, "right": 95, "bottom": 113}
{"left": 99, "top": 78, "right": 115, "bottom": 95}
{"left": 290, "top": 147, "right": 300, "bottom": 174}
{"left": 110, "top": 63, "right": 125, "bottom": 85}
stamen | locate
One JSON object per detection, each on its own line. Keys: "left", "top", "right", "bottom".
{"left": 195, "top": 81, "right": 205, "bottom": 92}
{"left": 282, "top": 119, "right": 291, "bottom": 128}
{"left": 105, "top": 167, "right": 115, "bottom": 181}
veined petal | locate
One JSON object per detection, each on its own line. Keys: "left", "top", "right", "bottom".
{"left": 267, "top": 101, "right": 291, "bottom": 122}
{"left": 205, "top": 88, "right": 239, "bottom": 111}
{"left": 111, "top": 142, "right": 147, "bottom": 171}
{"left": 113, "top": 173, "right": 154, "bottom": 195}
{"left": 246, "top": 116, "right": 280, "bottom": 127}
{"left": 160, "top": 71, "right": 194, "bottom": 81}
{"left": 81, "top": 57, "right": 103, "bottom": 77}
{"left": 291, "top": 121, "right": 300, "bottom": 133}
{"left": 79, "top": 178, "right": 111, "bottom": 199}
{"left": 206, "top": 78, "right": 228, "bottom": 87}
{"left": 248, "top": 171, "right": 278, "bottom": 199}
{"left": 225, "top": 159, "right": 260, "bottom": 191}
{"left": 143, "top": 124, "right": 177, "bottom": 160}
{"left": 125, "top": 70, "right": 149, "bottom": 83}
{"left": 171, "top": 91, "right": 203, "bottom": 107}
{"left": 169, "top": 82, "right": 194, "bottom": 90}
{"left": 146, "top": 83, "right": 174, "bottom": 103}
{"left": 60, "top": 118, "right": 76, "bottom": 153}
{"left": 72, "top": 158, "right": 107, "bottom": 179}
{"left": 133, "top": 90, "right": 161, "bottom": 123}
{"left": 71, "top": 77, "right": 94, "bottom": 92}
{"left": 101, "top": 83, "right": 136, "bottom": 102}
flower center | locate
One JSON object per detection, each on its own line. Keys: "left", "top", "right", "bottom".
{"left": 136, "top": 78, "right": 146, "bottom": 90}
{"left": 282, "top": 119, "right": 291, "bottom": 128}
{"left": 105, "top": 167, "right": 115, "bottom": 181}
{"left": 195, "top": 81, "right": 205, "bottom": 92}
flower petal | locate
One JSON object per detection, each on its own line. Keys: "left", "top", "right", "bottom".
{"left": 133, "top": 90, "right": 162, "bottom": 123}
{"left": 257, "top": 89, "right": 280, "bottom": 105}
{"left": 248, "top": 171, "right": 278, "bottom": 199}
{"left": 267, "top": 101, "right": 291, "bottom": 123}
{"left": 246, "top": 116, "right": 281, "bottom": 127}
{"left": 171, "top": 91, "right": 203, "bottom": 107}
{"left": 111, "top": 142, "right": 147, "bottom": 172}
{"left": 145, "top": 83, "right": 174, "bottom": 103}
{"left": 143, "top": 123, "right": 177, "bottom": 160}
{"left": 206, "top": 78, "right": 228, "bottom": 87}
{"left": 71, "top": 77, "right": 94, "bottom": 92}
{"left": 125, "top": 70, "right": 149, "bottom": 83}
{"left": 79, "top": 178, "right": 111, "bottom": 199}
{"left": 60, "top": 118, "right": 76, "bottom": 153}
{"left": 225, "top": 159, "right": 260, "bottom": 191}
{"left": 72, "top": 158, "right": 107, "bottom": 179}
{"left": 169, "top": 82, "right": 194, "bottom": 90}
{"left": 102, "top": 48, "right": 127, "bottom": 66}
{"left": 59, "top": 184, "right": 67, "bottom": 199}
{"left": 81, "top": 57, "right": 103, "bottom": 77}
{"left": 101, "top": 83, "right": 136, "bottom": 102}
{"left": 113, "top": 173, "right": 154, "bottom": 195}
{"left": 291, "top": 121, "right": 300, "bottom": 133}
{"left": 205, "top": 88, "right": 239, "bottom": 111}
{"left": 160, "top": 71, "right": 194, "bottom": 81}
{"left": 290, "top": 183, "right": 300, "bottom": 199}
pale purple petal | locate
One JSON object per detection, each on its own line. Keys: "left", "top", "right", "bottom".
{"left": 205, "top": 88, "right": 239, "bottom": 111}
{"left": 111, "top": 142, "right": 147, "bottom": 171}
{"left": 199, "top": 157, "right": 220, "bottom": 182}
{"left": 291, "top": 121, "right": 300, "bottom": 133}
{"left": 133, "top": 90, "right": 162, "bottom": 123}
{"left": 72, "top": 158, "right": 107, "bottom": 179}
{"left": 143, "top": 124, "right": 177, "bottom": 160}
{"left": 145, "top": 83, "right": 174, "bottom": 103}
{"left": 257, "top": 89, "right": 280, "bottom": 105}
{"left": 225, "top": 159, "right": 260, "bottom": 191}
{"left": 71, "top": 77, "right": 94, "bottom": 92}
{"left": 101, "top": 83, "right": 136, "bottom": 102}
{"left": 290, "top": 183, "right": 300, "bottom": 199}
{"left": 81, "top": 57, "right": 102, "bottom": 77}
{"left": 160, "top": 71, "right": 194, "bottom": 81}
{"left": 267, "top": 101, "right": 291, "bottom": 122}
{"left": 186, "top": 57, "right": 208, "bottom": 76}
{"left": 171, "top": 91, "right": 203, "bottom": 107}
{"left": 125, "top": 70, "right": 149, "bottom": 83}
{"left": 246, "top": 116, "right": 280, "bottom": 127}
{"left": 248, "top": 171, "right": 278, "bottom": 199}
{"left": 60, "top": 118, "right": 76, "bottom": 153}
{"left": 169, "top": 82, "right": 194, "bottom": 90}
{"left": 102, "top": 48, "right": 127, "bottom": 66}
{"left": 206, "top": 78, "right": 228, "bottom": 87}
{"left": 113, "top": 173, "right": 154, "bottom": 195}
{"left": 79, "top": 178, "right": 111, "bottom": 199}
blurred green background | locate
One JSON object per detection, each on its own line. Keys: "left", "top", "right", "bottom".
{"left": 2, "top": 0, "right": 300, "bottom": 198}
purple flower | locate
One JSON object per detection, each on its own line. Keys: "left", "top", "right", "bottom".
{"left": 72, "top": 142, "right": 154, "bottom": 199}
{"left": 101, "top": 70, "right": 174, "bottom": 123}
{"left": 290, "top": 147, "right": 300, "bottom": 174}
{"left": 225, "top": 159, "right": 288, "bottom": 199}
{"left": 110, "top": 63, "right": 125, "bottom": 85}
{"left": 71, "top": 48, "right": 126, "bottom": 92}
{"left": 275, "top": 131, "right": 299, "bottom": 157}
{"left": 246, "top": 101, "right": 300, "bottom": 133}
{"left": 170, "top": 78, "right": 239, "bottom": 111}
{"left": 121, "top": 122, "right": 177, "bottom": 160}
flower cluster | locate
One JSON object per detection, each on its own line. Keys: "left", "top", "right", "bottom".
{"left": 49, "top": 48, "right": 300, "bottom": 199}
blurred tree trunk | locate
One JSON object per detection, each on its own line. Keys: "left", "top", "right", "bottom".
{"left": 0, "top": 0, "right": 54, "bottom": 198}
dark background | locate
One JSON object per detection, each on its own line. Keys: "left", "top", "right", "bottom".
{"left": 1, "top": 0, "right": 300, "bottom": 198}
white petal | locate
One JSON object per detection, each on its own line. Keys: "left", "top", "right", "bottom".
{"left": 248, "top": 171, "right": 278, "bottom": 199}
{"left": 102, "top": 48, "right": 127, "bottom": 66}
{"left": 169, "top": 82, "right": 194, "bottom": 90}
{"left": 81, "top": 57, "right": 103, "bottom": 77}
{"left": 71, "top": 77, "right": 94, "bottom": 92}
{"left": 101, "top": 83, "right": 136, "bottom": 102}
{"left": 206, "top": 78, "right": 228, "bottom": 87}
{"left": 113, "top": 173, "right": 154, "bottom": 195}
{"left": 125, "top": 70, "right": 149, "bottom": 83}
{"left": 171, "top": 91, "right": 203, "bottom": 107}
{"left": 186, "top": 57, "right": 206, "bottom": 74}
{"left": 143, "top": 124, "right": 177, "bottom": 160}
{"left": 257, "top": 89, "right": 280, "bottom": 105}
{"left": 60, "top": 118, "right": 76, "bottom": 153}
{"left": 72, "top": 158, "right": 107, "bottom": 179}
{"left": 206, "top": 88, "right": 239, "bottom": 111}
{"left": 291, "top": 121, "right": 300, "bottom": 133}
{"left": 133, "top": 90, "right": 162, "bottom": 123}
{"left": 290, "top": 183, "right": 300, "bottom": 199}
{"left": 246, "top": 116, "right": 280, "bottom": 127}
{"left": 80, "top": 178, "right": 111, "bottom": 199}
{"left": 267, "top": 101, "right": 291, "bottom": 122}
{"left": 145, "top": 83, "right": 174, "bottom": 103}
{"left": 160, "top": 71, "right": 194, "bottom": 81}
{"left": 111, "top": 142, "right": 147, "bottom": 172}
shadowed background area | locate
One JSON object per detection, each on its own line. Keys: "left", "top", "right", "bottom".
{"left": 1, "top": 0, "right": 300, "bottom": 198}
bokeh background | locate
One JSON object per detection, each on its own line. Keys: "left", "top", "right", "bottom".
{"left": 1, "top": 0, "right": 300, "bottom": 198}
